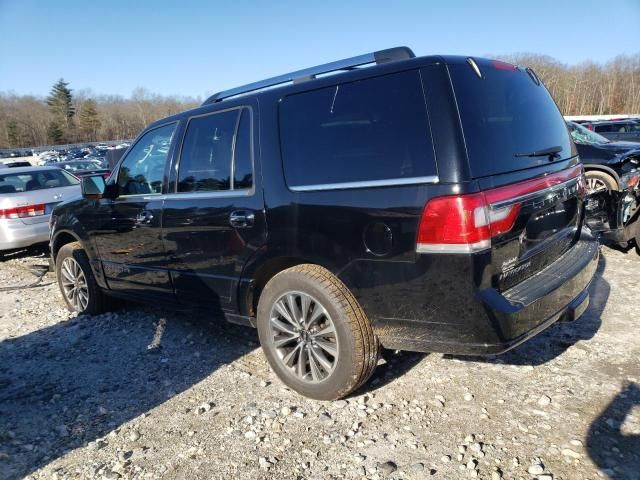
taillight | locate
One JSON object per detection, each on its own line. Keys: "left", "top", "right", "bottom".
{"left": 417, "top": 165, "right": 583, "bottom": 254}
{"left": 0, "top": 204, "right": 46, "bottom": 219}
{"left": 416, "top": 193, "right": 519, "bottom": 253}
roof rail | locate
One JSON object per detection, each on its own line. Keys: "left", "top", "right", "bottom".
{"left": 202, "top": 46, "right": 415, "bottom": 105}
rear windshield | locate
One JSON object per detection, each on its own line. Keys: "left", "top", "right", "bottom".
{"left": 449, "top": 60, "right": 574, "bottom": 178}
{"left": 0, "top": 169, "right": 79, "bottom": 193}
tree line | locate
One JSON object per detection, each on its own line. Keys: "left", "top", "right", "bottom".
{"left": 1, "top": 53, "right": 639, "bottom": 149}
{"left": 497, "top": 53, "right": 640, "bottom": 117}
{"left": 0, "top": 80, "right": 199, "bottom": 149}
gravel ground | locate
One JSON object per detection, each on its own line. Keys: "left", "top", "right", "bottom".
{"left": 0, "top": 247, "right": 638, "bottom": 480}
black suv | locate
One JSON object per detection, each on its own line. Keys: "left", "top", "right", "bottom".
{"left": 50, "top": 47, "right": 598, "bottom": 400}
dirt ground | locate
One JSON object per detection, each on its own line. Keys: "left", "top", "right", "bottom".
{"left": 0, "top": 247, "right": 638, "bottom": 480}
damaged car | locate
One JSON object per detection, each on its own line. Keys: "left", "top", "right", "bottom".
{"left": 585, "top": 171, "right": 640, "bottom": 255}
{"left": 567, "top": 121, "right": 640, "bottom": 193}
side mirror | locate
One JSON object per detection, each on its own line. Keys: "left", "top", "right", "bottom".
{"left": 81, "top": 175, "right": 107, "bottom": 199}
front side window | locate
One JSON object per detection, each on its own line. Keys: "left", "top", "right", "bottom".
{"left": 117, "top": 123, "right": 176, "bottom": 195}
{"left": 177, "top": 107, "right": 253, "bottom": 193}
{"left": 279, "top": 71, "right": 436, "bottom": 188}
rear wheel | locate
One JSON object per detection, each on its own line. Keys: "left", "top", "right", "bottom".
{"left": 585, "top": 170, "right": 618, "bottom": 194}
{"left": 257, "top": 264, "right": 379, "bottom": 400}
{"left": 56, "top": 242, "right": 111, "bottom": 315}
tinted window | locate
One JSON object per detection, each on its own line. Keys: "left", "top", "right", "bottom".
{"left": 449, "top": 61, "right": 574, "bottom": 178}
{"left": 178, "top": 110, "right": 239, "bottom": 192}
{"left": 279, "top": 71, "right": 436, "bottom": 188}
{"left": 594, "top": 124, "right": 612, "bottom": 132}
{"left": 234, "top": 109, "right": 253, "bottom": 190}
{"left": 0, "top": 169, "right": 79, "bottom": 193}
{"left": 118, "top": 123, "right": 176, "bottom": 195}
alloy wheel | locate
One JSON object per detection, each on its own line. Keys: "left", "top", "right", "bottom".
{"left": 586, "top": 176, "right": 608, "bottom": 194}
{"left": 268, "top": 291, "right": 339, "bottom": 383}
{"left": 60, "top": 257, "right": 89, "bottom": 311}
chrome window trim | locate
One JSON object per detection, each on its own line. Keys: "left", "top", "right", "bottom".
{"left": 289, "top": 175, "right": 439, "bottom": 192}
{"left": 174, "top": 105, "right": 255, "bottom": 195}
{"left": 163, "top": 189, "right": 253, "bottom": 200}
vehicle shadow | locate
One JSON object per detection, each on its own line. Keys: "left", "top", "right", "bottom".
{"left": 358, "top": 350, "right": 427, "bottom": 396}
{"left": 447, "top": 252, "right": 610, "bottom": 367}
{"left": 0, "top": 246, "right": 49, "bottom": 263}
{"left": 0, "top": 307, "right": 256, "bottom": 480}
{"left": 587, "top": 382, "right": 640, "bottom": 480}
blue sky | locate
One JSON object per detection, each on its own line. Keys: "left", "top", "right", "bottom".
{"left": 1, "top": 0, "right": 638, "bottom": 99}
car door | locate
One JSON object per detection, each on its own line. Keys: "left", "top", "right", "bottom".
{"left": 92, "top": 122, "right": 178, "bottom": 298}
{"left": 162, "top": 104, "right": 266, "bottom": 313}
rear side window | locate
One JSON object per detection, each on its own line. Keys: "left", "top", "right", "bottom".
{"left": 449, "top": 61, "right": 574, "bottom": 178}
{"left": 178, "top": 107, "right": 253, "bottom": 193}
{"left": 279, "top": 71, "right": 436, "bottom": 189}
{"left": 0, "top": 169, "right": 78, "bottom": 193}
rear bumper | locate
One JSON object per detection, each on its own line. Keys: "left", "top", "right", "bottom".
{"left": 372, "top": 233, "right": 599, "bottom": 355}
{"left": 0, "top": 217, "right": 50, "bottom": 251}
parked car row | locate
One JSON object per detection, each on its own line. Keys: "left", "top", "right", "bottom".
{"left": 37, "top": 142, "right": 130, "bottom": 167}
{"left": 3, "top": 48, "right": 639, "bottom": 400}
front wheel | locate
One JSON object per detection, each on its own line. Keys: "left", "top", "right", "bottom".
{"left": 585, "top": 170, "right": 619, "bottom": 194}
{"left": 257, "top": 264, "right": 379, "bottom": 400}
{"left": 56, "top": 242, "right": 110, "bottom": 315}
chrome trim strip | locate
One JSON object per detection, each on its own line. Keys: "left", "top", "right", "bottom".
{"left": 289, "top": 176, "right": 439, "bottom": 192}
{"left": 490, "top": 176, "right": 581, "bottom": 209}
{"left": 416, "top": 240, "right": 491, "bottom": 254}
{"left": 163, "top": 189, "right": 253, "bottom": 200}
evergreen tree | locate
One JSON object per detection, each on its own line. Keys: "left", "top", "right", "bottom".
{"left": 46, "top": 79, "right": 75, "bottom": 138}
{"left": 78, "top": 99, "right": 101, "bottom": 141}
{"left": 47, "top": 121, "right": 64, "bottom": 144}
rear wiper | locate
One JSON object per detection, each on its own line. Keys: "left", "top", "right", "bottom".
{"left": 515, "top": 145, "right": 562, "bottom": 161}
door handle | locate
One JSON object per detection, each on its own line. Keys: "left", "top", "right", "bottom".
{"left": 135, "top": 211, "right": 154, "bottom": 225}
{"left": 229, "top": 210, "right": 255, "bottom": 228}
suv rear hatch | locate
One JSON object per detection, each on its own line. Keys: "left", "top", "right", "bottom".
{"left": 418, "top": 58, "right": 585, "bottom": 292}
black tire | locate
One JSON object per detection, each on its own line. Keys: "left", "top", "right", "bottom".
{"left": 257, "top": 264, "right": 379, "bottom": 400}
{"left": 585, "top": 170, "right": 619, "bottom": 194}
{"left": 55, "top": 242, "right": 111, "bottom": 315}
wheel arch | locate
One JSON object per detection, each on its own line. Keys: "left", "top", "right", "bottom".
{"left": 51, "top": 229, "right": 83, "bottom": 261}
{"left": 240, "top": 254, "right": 315, "bottom": 318}
{"left": 583, "top": 164, "right": 621, "bottom": 188}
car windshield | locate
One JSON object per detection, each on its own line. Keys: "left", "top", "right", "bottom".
{"left": 0, "top": 169, "right": 79, "bottom": 193}
{"left": 567, "top": 122, "right": 611, "bottom": 144}
{"left": 61, "top": 162, "right": 100, "bottom": 171}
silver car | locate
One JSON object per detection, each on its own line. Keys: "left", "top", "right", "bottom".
{"left": 0, "top": 166, "right": 80, "bottom": 252}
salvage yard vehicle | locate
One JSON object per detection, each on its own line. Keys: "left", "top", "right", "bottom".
{"left": 52, "top": 160, "right": 111, "bottom": 179}
{"left": 585, "top": 119, "right": 640, "bottom": 143}
{"left": 585, "top": 171, "right": 640, "bottom": 255}
{"left": 0, "top": 166, "right": 80, "bottom": 254}
{"left": 50, "top": 47, "right": 598, "bottom": 400}
{"left": 567, "top": 121, "right": 640, "bottom": 193}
